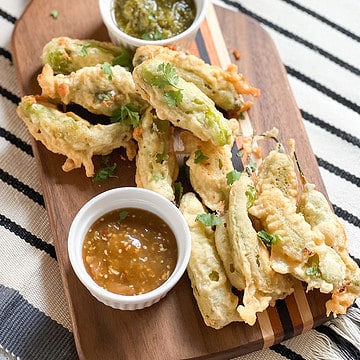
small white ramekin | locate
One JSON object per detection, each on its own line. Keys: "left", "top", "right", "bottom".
{"left": 68, "top": 187, "right": 191, "bottom": 310}
{"left": 98, "top": 0, "right": 209, "bottom": 51}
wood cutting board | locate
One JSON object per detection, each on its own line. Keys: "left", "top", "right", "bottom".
{"left": 12, "top": 0, "right": 331, "bottom": 358}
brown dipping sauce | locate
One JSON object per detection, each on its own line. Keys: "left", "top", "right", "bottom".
{"left": 82, "top": 208, "right": 178, "bottom": 296}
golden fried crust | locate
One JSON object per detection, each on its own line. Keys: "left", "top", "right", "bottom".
{"left": 133, "top": 45, "right": 259, "bottom": 113}
{"left": 298, "top": 183, "right": 360, "bottom": 316}
{"left": 181, "top": 131, "right": 234, "bottom": 213}
{"left": 179, "top": 192, "right": 242, "bottom": 329}
{"left": 16, "top": 95, "right": 135, "bottom": 177}
{"left": 38, "top": 64, "right": 146, "bottom": 116}
{"left": 228, "top": 175, "right": 293, "bottom": 325}
{"left": 134, "top": 108, "right": 178, "bottom": 201}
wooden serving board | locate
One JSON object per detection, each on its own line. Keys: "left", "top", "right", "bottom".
{"left": 12, "top": 1, "right": 331, "bottom": 359}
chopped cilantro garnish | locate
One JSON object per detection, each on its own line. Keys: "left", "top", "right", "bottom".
{"left": 112, "top": 47, "right": 134, "bottom": 71}
{"left": 92, "top": 156, "right": 117, "bottom": 183}
{"left": 245, "top": 185, "right": 256, "bottom": 208}
{"left": 50, "top": 9, "right": 59, "bottom": 19}
{"left": 174, "top": 181, "right": 184, "bottom": 203}
{"left": 111, "top": 103, "right": 141, "bottom": 128}
{"left": 149, "top": 63, "right": 183, "bottom": 107}
{"left": 226, "top": 169, "right": 242, "bottom": 185}
{"left": 257, "top": 230, "right": 282, "bottom": 247}
{"left": 196, "top": 213, "right": 221, "bottom": 227}
{"left": 194, "top": 150, "right": 209, "bottom": 164}
{"left": 156, "top": 151, "right": 167, "bottom": 164}
{"left": 101, "top": 62, "right": 113, "bottom": 81}
{"left": 80, "top": 44, "right": 91, "bottom": 57}
{"left": 117, "top": 210, "right": 128, "bottom": 224}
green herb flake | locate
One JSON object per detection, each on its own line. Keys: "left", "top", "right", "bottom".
{"left": 156, "top": 151, "right": 167, "bottom": 164}
{"left": 92, "top": 156, "right": 117, "bottom": 183}
{"left": 196, "top": 213, "right": 221, "bottom": 227}
{"left": 112, "top": 47, "right": 134, "bottom": 71}
{"left": 226, "top": 169, "right": 242, "bottom": 185}
{"left": 194, "top": 150, "right": 209, "bottom": 164}
{"left": 150, "top": 63, "right": 183, "bottom": 107}
{"left": 245, "top": 185, "right": 256, "bottom": 208}
{"left": 236, "top": 150, "right": 243, "bottom": 158}
{"left": 174, "top": 181, "right": 184, "bottom": 203}
{"left": 50, "top": 9, "right": 59, "bottom": 19}
{"left": 257, "top": 230, "right": 282, "bottom": 247}
{"left": 111, "top": 102, "right": 141, "bottom": 128}
{"left": 79, "top": 44, "right": 91, "bottom": 57}
{"left": 117, "top": 210, "right": 128, "bottom": 224}
{"left": 305, "top": 265, "right": 320, "bottom": 277}
{"left": 101, "top": 62, "right": 113, "bottom": 81}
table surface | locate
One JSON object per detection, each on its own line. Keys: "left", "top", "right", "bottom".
{"left": 1, "top": 0, "right": 360, "bottom": 359}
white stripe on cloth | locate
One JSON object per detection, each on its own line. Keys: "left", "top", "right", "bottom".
{"left": 0, "top": 226, "right": 72, "bottom": 331}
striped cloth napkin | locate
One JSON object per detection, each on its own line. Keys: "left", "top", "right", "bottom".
{"left": 1, "top": 0, "right": 359, "bottom": 359}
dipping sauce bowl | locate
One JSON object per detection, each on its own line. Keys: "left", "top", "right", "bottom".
{"left": 68, "top": 187, "right": 191, "bottom": 310}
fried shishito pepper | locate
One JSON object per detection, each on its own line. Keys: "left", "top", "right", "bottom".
{"left": 133, "top": 45, "right": 260, "bottom": 114}
{"left": 16, "top": 95, "right": 136, "bottom": 177}
{"left": 227, "top": 174, "right": 293, "bottom": 325}
{"left": 38, "top": 63, "right": 147, "bottom": 116}
{"left": 179, "top": 192, "right": 242, "bottom": 329}
{"left": 41, "top": 37, "right": 129, "bottom": 74}
{"left": 298, "top": 182, "right": 360, "bottom": 316}
{"left": 132, "top": 59, "right": 233, "bottom": 147}
{"left": 133, "top": 108, "right": 178, "bottom": 202}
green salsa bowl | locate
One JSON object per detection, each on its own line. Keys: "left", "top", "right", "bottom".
{"left": 99, "top": 0, "right": 209, "bottom": 50}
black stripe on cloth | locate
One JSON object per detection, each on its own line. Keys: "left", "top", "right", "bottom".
{"left": 316, "top": 324, "right": 360, "bottom": 360}
{"left": 0, "top": 169, "right": 44, "bottom": 206}
{"left": 0, "top": 85, "right": 20, "bottom": 105}
{"left": 333, "top": 204, "right": 360, "bottom": 229}
{"left": 220, "top": 0, "right": 360, "bottom": 77}
{"left": 195, "top": 30, "right": 211, "bottom": 65}
{"left": 0, "top": 8, "right": 16, "bottom": 24}
{"left": 286, "top": 66, "right": 360, "bottom": 114}
{"left": 270, "top": 343, "right": 305, "bottom": 360}
{"left": 316, "top": 156, "right": 360, "bottom": 188}
{"left": 275, "top": 299, "right": 295, "bottom": 340}
{"left": 279, "top": 0, "right": 360, "bottom": 43}
{"left": 0, "top": 127, "right": 33, "bottom": 156}
{"left": 301, "top": 110, "right": 360, "bottom": 149}
{"left": 0, "top": 47, "right": 12, "bottom": 62}
{"left": 0, "top": 214, "right": 56, "bottom": 260}
{"left": 0, "top": 285, "right": 78, "bottom": 360}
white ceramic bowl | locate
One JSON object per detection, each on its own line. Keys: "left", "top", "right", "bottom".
{"left": 68, "top": 187, "right": 191, "bottom": 310}
{"left": 99, "top": 0, "right": 209, "bottom": 51}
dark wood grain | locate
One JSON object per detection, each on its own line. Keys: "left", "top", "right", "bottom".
{"left": 12, "top": 1, "right": 328, "bottom": 359}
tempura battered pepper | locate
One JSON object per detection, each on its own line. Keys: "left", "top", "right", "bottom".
{"left": 133, "top": 108, "right": 178, "bottom": 201}
{"left": 298, "top": 182, "right": 360, "bottom": 316}
{"left": 227, "top": 174, "right": 293, "bottom": 325}
{"left": 133, "top": 58, "right": 233, "bottom": 147}
{"left": 179, "top": 192, "right": 242, "bottom": 329}
{"left": 38, "top": 63, "right": 147, "bottom": 116}
{"left": 133, "top": 45, "right": 260, "bottom": 114}
{"left": 16, "top": 95, "right": 136, "bottom": 177}
{"left": 41, "top": 37, "right": 130, "bottom": 74}
{"left": 254, "top": 140, "right": 298, "bottom": 201}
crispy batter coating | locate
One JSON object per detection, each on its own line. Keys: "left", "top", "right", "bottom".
{"left": 254, "top": 142, "right": 299, "bottom": 200}
{"left": 132, "top": 58, "right": 233, "bottom": 147}
{"left": 41, "top": 37, "right": 126, "bottom": 74}
{"left": 38, "top": 64, "right": 146, "bottom": 116}
{"left": 179, "top": 192, "right": 242, "bottom": 329}
{"left": 133, "top": 108, "right": 178, "bottom": 201}
{"left": 16, "top": 95, "right": 136, "bottom": 177}
{"left": 180, "top": 130, "right": 235, "bottom": 213}
{"left": 298, "top": 183, "right": 360, "bottom": 316}
{"left": 227, "top": 175, "right": 293, "bottom": 325}
{"left": 133, "top": 45, "right": 259, "bottom": 113}
{"left": 214, "top": 217, "right": 246, "bottom": 291}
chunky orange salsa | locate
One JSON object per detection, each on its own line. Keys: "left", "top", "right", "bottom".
{"left": 82, "top": 208, "right": 178, "bottom": 296}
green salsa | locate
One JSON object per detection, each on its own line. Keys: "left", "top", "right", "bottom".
{"left": 114, "top": 0, "right": 196, "bottom": 40}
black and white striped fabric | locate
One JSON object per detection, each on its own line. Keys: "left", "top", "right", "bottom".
{"left": 1, "top": 0, "right": 359, "bottom": 359}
